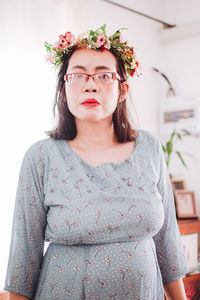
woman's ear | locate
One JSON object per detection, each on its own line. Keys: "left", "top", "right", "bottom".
{"left": 119, "top": 82, "right": 129, "bottom": 103}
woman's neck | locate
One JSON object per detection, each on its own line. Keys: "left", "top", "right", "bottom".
{"left": 72, "top": 119, "right": 118, "bottom": 151}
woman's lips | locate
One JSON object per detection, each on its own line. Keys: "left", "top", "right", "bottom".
{"left": 82, "top": 98, "right": 100, "bottom": 107}
{"left": 82, "top": 103, "right": 100, "bottom": 107}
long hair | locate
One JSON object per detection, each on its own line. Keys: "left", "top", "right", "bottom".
{"left": 46, "top": 46, "right": 138, "bottom": 143}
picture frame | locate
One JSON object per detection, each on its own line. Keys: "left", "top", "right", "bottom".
{"left": 175, "top": 190, "right": 198, "bottom": 219}
{"left": 181, "top": 233, "right": 198, "bottom": 269}
{"left": 171, "top": 179, "right": 187, "bottom": 192}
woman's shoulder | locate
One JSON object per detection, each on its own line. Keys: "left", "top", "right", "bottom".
{"left": 23, "top": 137, "right": 57, "bottom": 161}
{"left": 137, "top": 130, "right": 163, "bottom": 166}
{"left": 137, "top": 129, "right": 160, "bottom": 146}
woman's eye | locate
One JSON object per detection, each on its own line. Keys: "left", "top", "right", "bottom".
{"left": 73, "top": 74, "right": 85, "bottom": 79}
{"left": 98, "top": 73, "right": 111, "bottom": 80}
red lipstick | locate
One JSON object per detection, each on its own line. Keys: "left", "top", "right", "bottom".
{"left": 82, "top": 98, "right": 100, "bottom": 107}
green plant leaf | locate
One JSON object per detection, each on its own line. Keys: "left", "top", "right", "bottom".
{"left": 176, "top": 151, "right": 188, "bottom": 168}
{"left": 100, "top": 24, "right": 106, "bottom": 32}
{"left": 170, "top": 130, "right": 176, "bottom": 141}
{"left": 44, "top": 42, "right": 52, "bottom": 52}
{"left": 109, "top": 31, "right": 121, "bottom": 39}
{"left": 89, "top": 30, "right": 95, "bottom": 36}
{"left": 176, "top": 133, "right": 182, "bottom": 141}
{"left": 161, "top": 144, "right": 166, "bottom": 152}
{"left": 166, "top": 140, "right": 173, "bottom": 155}
{"left": 181, "top": 129, "right": 191, "bottom": 136}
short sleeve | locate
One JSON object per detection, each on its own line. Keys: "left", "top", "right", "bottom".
{"left": 153, "top": 139, "right": 188, "bottom": 284}
{"left": 4, "top": 141, "right": 49, "bottom": 298}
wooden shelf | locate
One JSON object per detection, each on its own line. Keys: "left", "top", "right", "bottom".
{"left": 178, "top": 218, "right": 200, "bottom": 235}
{"left": 183, "top": 273, "right": 200, "bottom": 283}
{"left": 177, "top": 218, "right": 200, "bottom": 299}
{"left": 0, "top": 291, "right": 8, "bottom": 300}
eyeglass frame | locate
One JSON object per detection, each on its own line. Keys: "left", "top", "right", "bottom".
{"left": 64, "top": 72, "right": 121, "bottom": 83}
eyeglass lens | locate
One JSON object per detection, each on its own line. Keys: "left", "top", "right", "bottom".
{"left": 65, "top": 72, "right": 119, "bottom": 83}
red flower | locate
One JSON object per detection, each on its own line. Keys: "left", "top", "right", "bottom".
{"left": 100, "top": 46, "right": 106, "bottom": 52}
{"left": 129, "top": 68, "right": 136, "bottom": 77}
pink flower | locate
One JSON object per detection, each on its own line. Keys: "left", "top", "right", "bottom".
{"left": 105, "top": 256, "right": 111, "bottom": 261}
{"left": 57, "top": 32, "right": 75, "bottom": 49}
{"left": 57, "top": 35, "right": 67, "bottom": 49}
{"left": 65, "top": 32, "right": 75, "bottom": 43}
{"left": 74, "top": 265, "right": 79, "bottom": 271}
{"left": 104, "top": 39, "right": 111, "bottom": 49}
{"left": 96, "top": 211, "right": 102, "bottom": 215}
{"left": 97, "top": 35, "right": 106, "bottom": 46}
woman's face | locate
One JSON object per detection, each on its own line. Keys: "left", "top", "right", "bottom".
{"left": 64, "top": 48, "right": 126, "bottom": 123}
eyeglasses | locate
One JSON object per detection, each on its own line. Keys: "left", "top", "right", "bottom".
{"left": 64, "top": 72, "right": 121, "bottom": 84}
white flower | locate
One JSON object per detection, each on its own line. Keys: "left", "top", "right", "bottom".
{"left": 119, "top": 33, "right": 126, "bottom": 43}
{"left": 90, "top": 40, "right": 100, "bottom": 48}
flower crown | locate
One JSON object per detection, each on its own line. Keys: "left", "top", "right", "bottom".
{"left": 44, "top": 24, "right": 141, "bottom": 78}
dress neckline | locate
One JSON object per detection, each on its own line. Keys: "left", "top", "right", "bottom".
{"left": 63, "top": 130, "right": 140, "bottom": 169}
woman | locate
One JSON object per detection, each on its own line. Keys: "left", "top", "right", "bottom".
{"left": 4, "top": 25, "right": 187, "bottom": 299}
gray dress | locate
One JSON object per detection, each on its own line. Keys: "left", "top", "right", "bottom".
{"left": 4, "top": 130, "right": 188, "bottom": 299}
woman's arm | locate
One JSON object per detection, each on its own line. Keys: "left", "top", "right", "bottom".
{"left": 153, "top": 139, "right": 188, "bottom": 286}
{"left": 8, "top": 291, "right": 30, "bottom": 300}
{"left": 4, "top": 141, "right": 48, "bottom": 298}
{"left": 164, "top": 278, "right": 187, "bottom": 300}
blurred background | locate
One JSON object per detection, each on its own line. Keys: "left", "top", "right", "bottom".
{"left": 0, "top": 0, "right": 200, "bottom": 290}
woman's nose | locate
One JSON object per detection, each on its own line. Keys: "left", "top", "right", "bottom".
{"left": 83, "top": 76, "right": 99, "bottom": 93}
{"left": 84, "top": 87, "right": 98, "bottom": 92}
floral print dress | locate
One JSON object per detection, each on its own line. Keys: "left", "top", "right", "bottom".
{"left": 4, "top": 130, "right": 188, "bottom": 299}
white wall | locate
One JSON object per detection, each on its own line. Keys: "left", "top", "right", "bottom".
{"left": 0, "top": 0, "right": 199, "bottom": 289}
{"left": 161, "top": 0, "right": 200, "bottom": 215}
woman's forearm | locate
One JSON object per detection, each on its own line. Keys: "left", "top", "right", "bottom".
{"left": 164, "top": 278, "right": 187, "bottom": 300}
{"left": 8, "top": 291, "right": 30, "bottom": 300}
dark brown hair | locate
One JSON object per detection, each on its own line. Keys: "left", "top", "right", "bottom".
{"left": 46, "top": 46, "right": 138, "bottom": 143}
